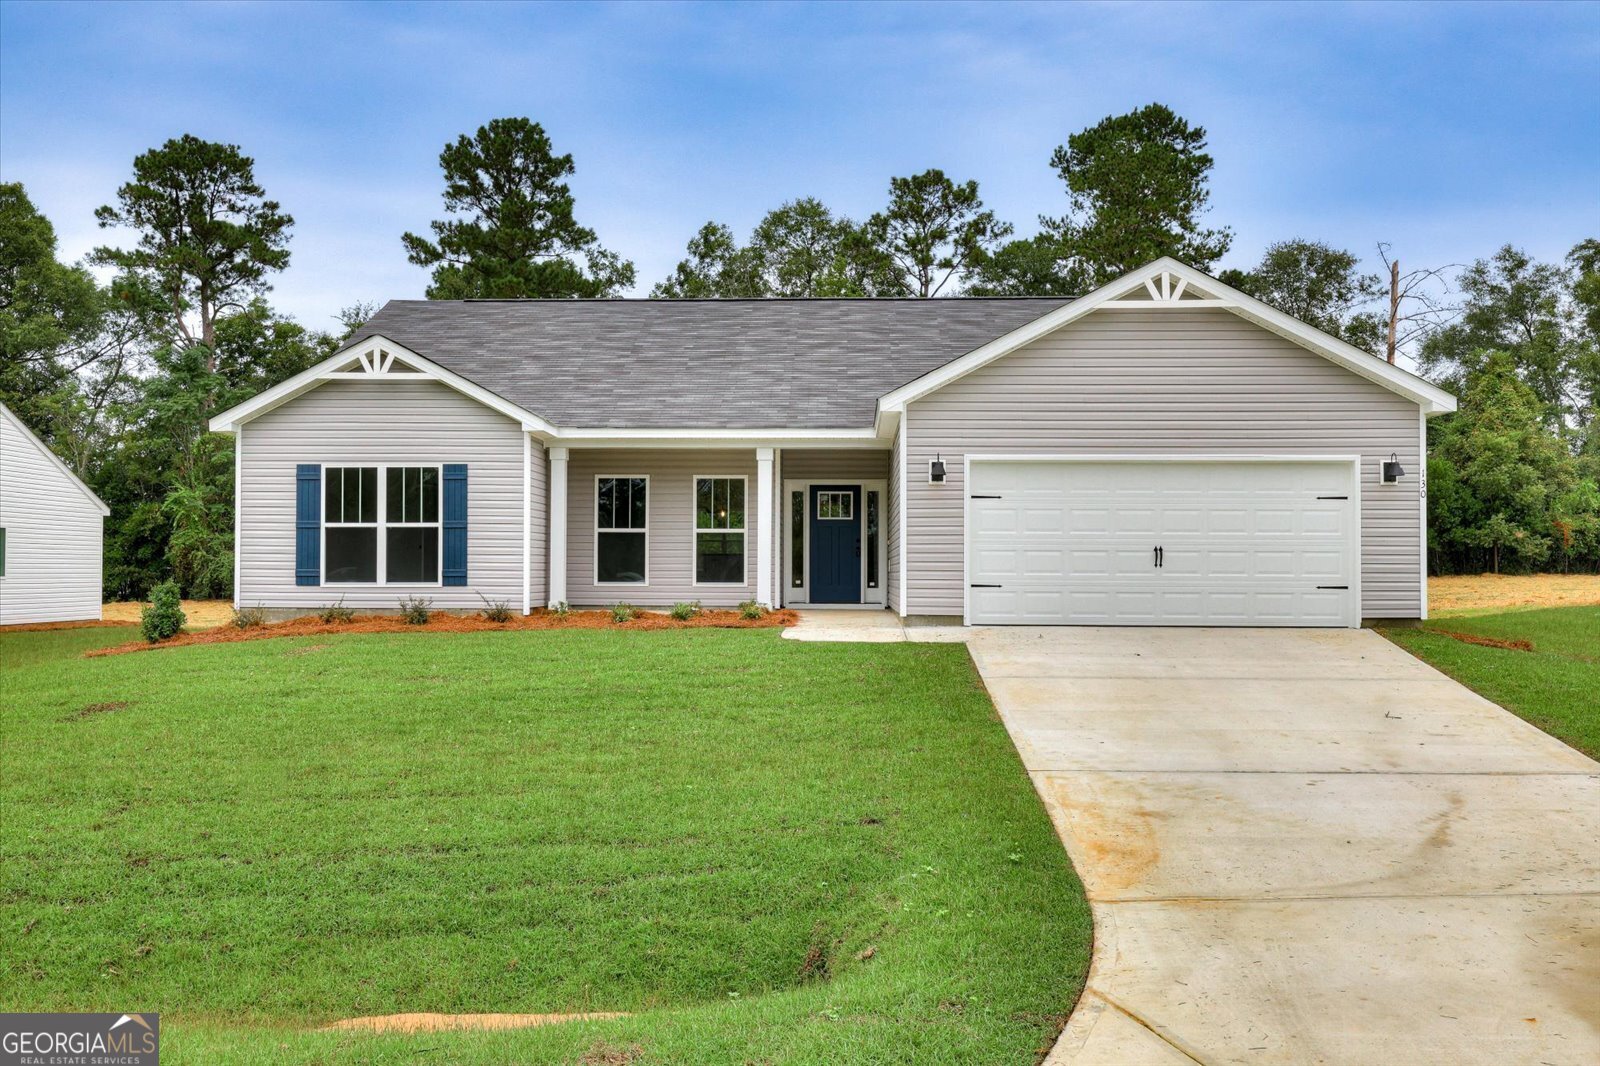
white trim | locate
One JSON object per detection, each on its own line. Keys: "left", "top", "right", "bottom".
{"left": 553, "top": 427, "right": 882, "bottom": 443}
{"left": 320, "top": 463, "right": 444, "bottom": 587}
{"left": 0, "top": 403, "right": 110, "bottom": 515}
{"left": 689, "top": 473, "right": 751, "bottom": 589}
{"left": 896, "top": 415, "right": 908, "bottom": 617}
{"left": 1419, "top": 408, "right": 1429, "bottom": 621}
{"left": 523, "top": 433, "right": 532, "bottom": 616}
{"left": 548, "top": 447, "right": 568, "bottom": 607}
{"left": 963, "top": 453, "right": 1363, "bottom": 629}
{"left": 755, "top": 450, "right": 774, "bottom": 607}
{"left": 209, "top": 335, "right": 558, "bottom": 435}
{"left": 593, "top": 473, "right": 650, "bottom": 587}
{"left": 876, "top": 258, "right": 1457, "bottom": 420}
{"left": 780, "top": 478, "right": 888, "bottom": 608}
{"left": 233, "top": 424, "right": 242, "bottom": 610}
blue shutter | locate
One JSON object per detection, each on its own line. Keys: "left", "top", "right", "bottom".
{"left": 442, "top": 463, "right": 468, "bottom": 586}
{"left": 295, "top": 464, "right": 321, "bottom": 586}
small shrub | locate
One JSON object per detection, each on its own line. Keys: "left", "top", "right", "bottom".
{"left": 478, "top": 594, "right": 514, "bottom": 623}
{"left": 231, "top": 604, "right": 269, "bottom": 629}
{"left": 738, "top": 599, "right": 767, "bottom": 621}
{"left": 140, "top": 581, "right": 186, "bottom": 643}
{"left": 669, "top": 600, "right": 702, "bottom": 621}
{"left": 398, "top": 595, "right": 432, "bottom": 625}
{"left": 610, "top": 602, "right": 637, "bottom": 624}
{"left": 317, "top": 598, "right": 355, "bottom": 624}
{"left": 550, "top": 601, "right": 571, "bottom": 619}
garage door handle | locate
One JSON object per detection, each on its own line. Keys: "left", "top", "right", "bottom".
{"left": 1316, "top": 495, "right": 1348, "bottom": 500}
{"left": 969, "top": 494, "right": 1002, "bottom": 499}
{"left": 1153, "top": 546, "right": 1164, "bottom": 568}
{"left": 1316, "top": 585, "right": 1349, "bottom": 590}
{"left": 970, "top": 583, "right": 1003, "bottom": 588}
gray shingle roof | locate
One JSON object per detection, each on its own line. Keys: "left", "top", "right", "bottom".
{"left": 347, "top": 298, "right": 1072, "bottom": 429}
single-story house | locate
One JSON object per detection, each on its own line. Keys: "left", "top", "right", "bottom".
{"left": 210, "top": 258, "right": 1456, "bottom": 627}
{"left": 0, "top": 402, "right": 111, "bottom": 626}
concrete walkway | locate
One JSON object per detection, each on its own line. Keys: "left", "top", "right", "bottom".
{"left": 968, "top": 627, "right": 1600, "bottom": 1066}
{"left": 781, "top": 609, "right": 970, "bottom": 643}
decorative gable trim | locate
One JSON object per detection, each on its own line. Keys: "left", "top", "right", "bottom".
{"left": 875, "top": 258, "right": 1457, "bottom": 423}
{"left": 208, "top": 335, "right": 557, "bottom": 435}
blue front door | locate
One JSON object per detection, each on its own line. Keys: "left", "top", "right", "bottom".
{"left": 809, "top": 485, "right": 861, "bottom": 604}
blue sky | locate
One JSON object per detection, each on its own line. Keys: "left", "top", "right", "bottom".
{"left": 2, "top": 0, "right": 1597, "bottom": 334}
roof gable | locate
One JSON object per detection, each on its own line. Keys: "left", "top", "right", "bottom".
{"left": 878, "top": 259, "right": 1457, "bottom": 417}
{"left": 0, "top": 403, "right": 111, "bottom": 515}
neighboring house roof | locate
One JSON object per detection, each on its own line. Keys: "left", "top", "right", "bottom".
{"left": 0, "top": 402, "right": 111, "bottom": 516}
{"left": 343, "top": 297, "right": 1072, "bottom": 429}
{"left": 209, "top": 258, "right": 1456, "bottom": 437}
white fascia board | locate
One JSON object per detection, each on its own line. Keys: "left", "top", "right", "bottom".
{"left": 0, "top": 402, "right": 110, "bottom": 515}
{"left": 876, "top": 257, "right": 1457, "bottom": 417}
{"left": 548, "top": 427, "right": 888, "bottom": 449}
{"left": 207, "top": 334, "right": 558, "bottom": 435}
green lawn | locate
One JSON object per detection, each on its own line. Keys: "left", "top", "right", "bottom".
{"left": 0, "top": 626, "right": 1089, "bottom": 1064}
{"left": 1382, "top": 605, "right": 1600, "bottom": 759}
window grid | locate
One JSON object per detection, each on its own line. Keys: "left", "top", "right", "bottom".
{"left": 694, "top": 476, "right": 747, "bottom": 586}
{"left": 595, "top": 476, "right": 649, "bottom": 585}
{"left": 322, "top": 464, "right": 442, "bottom": 586}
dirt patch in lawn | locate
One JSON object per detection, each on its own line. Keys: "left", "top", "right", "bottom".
{"left": 101, "top": 599, "right": 234, "bottom": 629}
{"left": 63, "top": 701, "right": 131, "bottom": 721}
{"left": 1429, "top": 573, "right": 1600, "bottom": 615}
{"left": 322, "top": 1012, "right": 626, "bottom": 1034}
{"left": 1432, "top": 629, "right": 1536, "bottom": 653}
{"left": 85, "top": 607, "right": 796, "bottom": 657}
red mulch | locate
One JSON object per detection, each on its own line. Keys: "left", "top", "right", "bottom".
{"left": 2, "top": 619, "right": 135, "bottom": 633}
{"left": 84, "top": 608, "right": 797, "bottom": 657}
{"left": 1432, "top": 629, "right": 1535, "bottom": 653}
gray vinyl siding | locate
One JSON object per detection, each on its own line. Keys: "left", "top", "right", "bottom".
{"left": 0, "top": 409, "right": 104, "bottom": 624}
{"left": 566, "top": 449, "right": 758, "bottom": 607}
{"left": 780, "top": 449, "right": 890, "bottom": 482}
{"left": 238, "top": 379, "right": 526, "bottom": 609}
{"left": 528, "top": 438, "right": 547, "bottom": 608}
{"left": 905, "top": 308, "right": 1424, "bottom": 619}
{"left": 887, "top": 426, "right": 902, "bottom": 613}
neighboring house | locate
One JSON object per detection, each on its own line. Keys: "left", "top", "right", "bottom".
{"left": 0, "top": 402, "right": 110, "bottom": 625}
{"left": 210, "top": 258, "right": 1456, "bottom": 627}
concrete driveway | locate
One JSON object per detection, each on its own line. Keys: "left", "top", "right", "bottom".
{"left": 969, "top": 626, "right": 1600, "bottom": 1066}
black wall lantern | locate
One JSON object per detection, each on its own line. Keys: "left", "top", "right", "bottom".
{"left": 1382, "top": 452, "right": 1406, "bottom": 483}
{"left": 929, "top": 454, "right": 947, "bottom": 483}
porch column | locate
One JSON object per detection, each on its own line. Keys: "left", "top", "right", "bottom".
{"left": 548, "top": 446, "right": 569, "bottom": 608}
{"left": 756, "top": 447, "right": 774, "bottom": 607}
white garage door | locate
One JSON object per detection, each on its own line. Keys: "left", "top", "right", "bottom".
{"left": 967, "top": 459, "right": 1358, "bottom": 627}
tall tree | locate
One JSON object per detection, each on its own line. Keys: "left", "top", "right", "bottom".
{"left": 1420, "top": 245, "right": 1585, "bottom": 428}
{"left": 93, "top": 135, "right": 292, "bottom": 355}
{"left": 652, "top": 222, "right": 765, "bottom": 298}
{"left": 749, "top": 198, "right": 873, "bottom": 297}
{"left": 0, "top": 182, "right": 110, "bottom": 432}
{"left": 965, "top": 235, "right": 1077, "bottom": 297}
{"left": 1219, "top": 239, "right": 1383, "bottom": 351}
{"left": 1042, "top": 103, "right": 1231, "bottom": 287}
{"left": 862, "top": 169, "right": 1011, "bottom": 296}
{"left": 403, "top": 117, "right": 634, "bottom": 299}
{"left": 1371, "top": 244, "right": 1459, "bottom": 365}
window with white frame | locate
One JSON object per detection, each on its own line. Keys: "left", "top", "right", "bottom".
{"left": 695, "top": 476, "right": 745, "bottom": 584}
{"left": 596, "top": 476, "right": 647, "bottom": 584}
{"left": 323, "top": 465, "right": 440, "bottom": 584}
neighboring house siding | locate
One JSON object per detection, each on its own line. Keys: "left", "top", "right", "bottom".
{"left": 566, "top": 448, "right": 758, "bottom": 607}
{"left": 238, "top": 379, "right": 526, "bottom": 609}
{"left": 528, "top": 438, "right": 547, "bottom": 609}
{"left": 904, "top": 308, "right": 1423, "bottom": 618}
{"left": 0, "top": 410, "right": 105, "bottom": 624}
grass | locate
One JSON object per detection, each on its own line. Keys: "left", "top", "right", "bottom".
{"left": 0, "top": 626, "right": 1089, "bottom": 1064}
{"left": 1381, "top": 605, "right": 1600, "bottom": 759}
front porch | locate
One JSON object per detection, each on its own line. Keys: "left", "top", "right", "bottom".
{"left": 544, "top": 445, "right": 895, "bottom": 611}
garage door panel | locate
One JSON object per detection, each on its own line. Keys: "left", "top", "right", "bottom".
{"left": 967, "top": 460, "right": 1356, "bottom": 627}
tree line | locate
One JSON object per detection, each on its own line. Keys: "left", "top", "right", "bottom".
{"left": 2, "top": 104, "right": 1596, "bottom": 599}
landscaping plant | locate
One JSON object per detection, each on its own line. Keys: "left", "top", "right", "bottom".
{"left": 139, "top": 580, "right": 186, "bottom": 643}
{"left": 669, "top": 600, "right": 702, "bottom": 621}
{"left": 738, "top": 599, "right": 766, "bottom": 621}
{"left": 230, "top": 605, "right": 268, "bottom": 629}
{"left": 398, "top": 595, "right": 432, "bottom": 625}
{"left": 316, "top": 598, "right": 355, "bottom": 624}
{"left": 610, "top": 602, "right": 637, "bottom": 623}
{"left": 478, "top": 595, "right": 514, "bottom": 623}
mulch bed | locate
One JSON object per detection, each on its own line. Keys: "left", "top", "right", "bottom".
{"left": 1432, "top": 629, "right": 1535, "bottom": 653}
{"left": 84, "top": 608, "right": 797, "bottom": 657}
{"left": 1, "top": 619, "right": 135, "bottom": 633}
